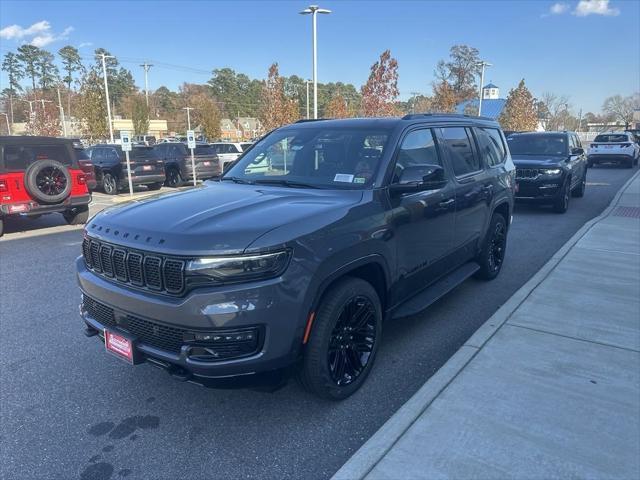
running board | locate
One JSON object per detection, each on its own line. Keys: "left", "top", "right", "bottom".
{"left": 391, "top": 262, "right": 480, "bottom": 320}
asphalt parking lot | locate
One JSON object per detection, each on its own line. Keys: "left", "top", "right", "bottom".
{"left": 0, "top": 166, "right": 637, "bottom": 480}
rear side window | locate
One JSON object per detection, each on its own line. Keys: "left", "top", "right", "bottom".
{"left": 130, "top": 147, "right": 156, "bottom": 160}
{"left": 3, "top": 144, "right": 72, "bottom": 171}
{"left": 440, "top": 127, "right": 479, "bottom": 176}
{"left": 195, "top": 145, "right": 215, "bottom": 155}
{"left": 228, "top": 144, "right": 240, "bottom": 154}
{"left": 477, "top": 128, "right": 506, "bottom": 166}
{"left": 74, "top": 148, "right": 90, "bottom": 161}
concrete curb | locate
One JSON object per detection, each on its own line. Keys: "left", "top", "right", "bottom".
{"left": 332, "top": 169, "right": 640, "bottom": 480}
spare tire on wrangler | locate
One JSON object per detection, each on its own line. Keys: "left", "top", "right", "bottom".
{"left": 24, "top": 159, "right": 72, "bottom": 204}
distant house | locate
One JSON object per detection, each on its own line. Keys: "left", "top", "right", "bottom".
{"left": 236, "top": 117, "right": 262, "bottom": 140}
{"left": 455, "top": 83, "right": 507, "bottom": 121}
{"left": 220, "top": 118, "right": 241, "bottom": 141}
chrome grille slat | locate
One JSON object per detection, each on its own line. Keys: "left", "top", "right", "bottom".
{"left": 82, "top": 237, "right": 186, "bottom": 295}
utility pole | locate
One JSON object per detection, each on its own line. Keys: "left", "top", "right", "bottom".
{"left": 140, "top": 62, "right": 153, "bottom": 107}
{"left": 577, "top": 108, "right": 583, "bottom": 132}
{"left": 39, "top": 99, "right": 53, "bottom": 110}
{"left": 183, "top": 106, "right": 194, "bottom": 131}
{"left": 476, "top": 61, "right": 492, "bottom": 116}
{"left": 410, "top": 91, "right": 420, "bottom": 114}
{"left": 56, "top": 87, "right": 68, "bottom": 137}
{"left": 0, "top": 113, "right": 10, "bottom": 135}
{"left": 21, "top": 99, "right": 36, "bottom": 115}
{"left": 98, "top": 53, "right": 115, "bottom": 143}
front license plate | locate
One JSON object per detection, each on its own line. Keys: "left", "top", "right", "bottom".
{"left": 605, "top": 145, "right": 613, "bottom": 149}
{"left": 105, "top": 329, "right": 134, "bottom": 364}
{"left": 203, "top": 161, "right": 211, "bottom": 166}
{"left": 143, "top": 165, "right": 152, "bottom": 171}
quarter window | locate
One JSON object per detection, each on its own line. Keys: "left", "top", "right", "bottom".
{"left": 475, "top": 128, "right": 505, "bottom": 167}
{"left": 440, "top": 127, "right": 479, "bottom": 176}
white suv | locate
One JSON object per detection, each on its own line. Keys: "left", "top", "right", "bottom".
{"left": 588, "top": 132, "right": 640, "bottom": 168}
{"left": 210, "top": 142, "right": 246, "bottom": 172}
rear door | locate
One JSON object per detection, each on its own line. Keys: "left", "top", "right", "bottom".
{"left": 439, "top": 126, "right": 492, "bottom": 258}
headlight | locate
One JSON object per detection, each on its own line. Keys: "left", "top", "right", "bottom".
{"left": 540, "top": 168, "right": 562, "bottom": 176}
{"left": 186, "top": 250, "right": 290, "bottom": 283}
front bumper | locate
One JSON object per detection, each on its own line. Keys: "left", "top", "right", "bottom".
{"left": 76, "top": 257, "right": 309, "bottom": 384}
{"left": 515, "top": 179, "right": 563, "bottom": 202}
{"left": 0, "top": 194, "right": 91, "bottom": 216}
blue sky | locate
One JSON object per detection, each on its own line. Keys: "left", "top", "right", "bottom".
{"left": 1, "top": 0, "right": 638, "bottom": 114}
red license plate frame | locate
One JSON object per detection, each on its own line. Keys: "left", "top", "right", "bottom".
{"left": 104, "top": 329, "right": 135, "bottom": 364}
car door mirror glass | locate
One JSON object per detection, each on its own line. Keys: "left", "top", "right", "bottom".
{"left": 390, "top": 164, "right": 446, "bottom": 195}
{"left": 571, "top": 147, "right": 584, "bottom": 155}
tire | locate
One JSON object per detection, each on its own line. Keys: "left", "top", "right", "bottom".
{"left": 474, "top": 213, "right": 507, "bottom": 280}
{"left": 102, "top": 173, "right": 118, "bottom": 195}
{"left": 553, "top": 179, "right": 570, "bottom": 214}
{"left": 587, "top": 159, "right": 594, "bottom": 168}
{"left": 63, "top": 205, "right": 89, "bottom": 225}
{"left": 571, "top": 171, "right": 586, "bottom": 198}
{"left": 0, "top": 217, "right": 4, "bottom": 238}
{"left": 625, "top": 158, "right": 633, "bottom": 169}
{"left": 147, "top": 182, "right": 163, "bottom": 191}
{"left": 165, "top": 168, "right": 182, "bottom": 188}
{"left": 24, "top": 159, "right": 72, "bottom": 204}
{"left": 298, "top": 277, "right": 382, "bottom": 400}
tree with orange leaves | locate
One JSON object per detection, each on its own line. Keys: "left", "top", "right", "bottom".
{"left": 360, "top": 50, "right": 400, "bottom": 117}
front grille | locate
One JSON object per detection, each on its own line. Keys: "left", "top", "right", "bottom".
{"left": 516, "top": 168, "right": 539, "bottom": 179}
{"left": 83, "top": 237, "right": 185, "bottom": 295}
{"left": 82, "top": 295, "right": 260, "bottom": 360}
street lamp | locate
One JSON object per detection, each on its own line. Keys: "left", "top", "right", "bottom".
{"left": 97, "top": 53, "right": 115, "bottom": 143}
{"left": 183, "top": 106, "right": 194, "bottom": 131}
{"left": 300, "top": 5, "right": 331, "bottom": 119}
{"left": 476, "top": 61, "right": 492, "bottom": 116}
{"left": 0, "top": 113, "right": 10, "bottom": 135}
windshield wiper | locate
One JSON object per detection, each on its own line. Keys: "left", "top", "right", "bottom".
{"left": 253, "top": 179, "right": 322, "bottom": 189}
{"left": 221, "top": 176, "right": 255, "bottom": 184}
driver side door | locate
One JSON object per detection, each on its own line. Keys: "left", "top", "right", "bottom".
{"left": 390, "top": 127, "right": 456, "bottom": 303}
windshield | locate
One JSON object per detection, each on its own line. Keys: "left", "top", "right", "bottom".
{"left": 129, "top": 147, "right": 156, "bottom": 160}
{"left": 594, "top": 134, "right": 628, "bottom": 143}
{"left": 507, "top": 135, "right": 568, "bottom": 156}
{"left": 224, "top": 127, "right": 391, "bottom": 188}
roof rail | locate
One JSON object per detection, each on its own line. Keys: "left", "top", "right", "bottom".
{"left": 295, "top": 118, "right": 328, "bottom": 123}
{"left": 402, "top": 112, "right": 495, "bottom": 121}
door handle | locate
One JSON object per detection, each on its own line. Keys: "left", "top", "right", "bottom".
{"left": 438, "top": 198, "right": 455, "bottom": 208}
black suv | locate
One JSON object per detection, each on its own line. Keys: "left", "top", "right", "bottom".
{"left": 85, "top": 144, "right": 165, "bottom": 194}
{"left": 77, "top": 115, "right": 515, "bottom": 399}
{"left": 153, "top": 142, "right": 221, "bottom": 187}
{"left": 507, "top": 131, "right": 587, "bottom": 213}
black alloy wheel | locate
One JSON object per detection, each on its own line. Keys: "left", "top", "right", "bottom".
{"left": 475, "top": 213, "right": 508, "bottom": 280}
{"left": 553, "top": 180, "right": 570, "bottom": 213}
{"left": 36, "top": 166, "right": 67, "bottom": 196}
{"left": 487, "top": 220, "right": 507, "bottom": 275}
{"left": 299, "top": 277, "right": 382, "bottom": 400}
{"left": 165, "top": 168, "right": 182, "bottom": 188}
{"left": 327, "top": 295, "right": 377, "bottom": 387}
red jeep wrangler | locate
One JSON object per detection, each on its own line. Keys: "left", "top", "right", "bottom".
{"left": 0, "top": 136, "right": 91, "bottom": 237}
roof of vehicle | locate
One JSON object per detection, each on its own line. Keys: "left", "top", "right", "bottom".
{"left": 596, "top": 131, "right": 630, "bottom": 135}
{"left": 0, "top": 136, "right": 75, "bottom": 145}
{"left": 283, "top": 114, "right": 501, "bottom": 130}
{"left": 90, "top": 144, "right": 154, "bottom": 148}
{"left": 508, "top": 131, "right": 571, "bottom": 136}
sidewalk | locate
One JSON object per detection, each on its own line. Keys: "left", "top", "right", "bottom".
{"left": 334, "top": 171, "right": 640, "bottom": 480}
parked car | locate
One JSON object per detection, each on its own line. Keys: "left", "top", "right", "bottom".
{"left": 587, "top": 132, "right": 640, "bottom": 168}
{"left": 1, "top": 136, "right": 91, "bottom": 237}
{"left": 85, "top": 144, "right": 165, "bottom": 195}
{"left": 133, "top": 135, "right": 157, "bottom": 146}
{"left": 507, "top": 131, "right": 587, "bottom": 213}
{"left": 210, "top": 142, "right": 247, "bottom": 172}
{"left": 153, "top": 142, "right": 221, "bottom": 187}
{"left": 74, "top": 146, "right": 97, "bottom": 191}
{"left": 77, "top": 114, "right": 514, "bottom": 399}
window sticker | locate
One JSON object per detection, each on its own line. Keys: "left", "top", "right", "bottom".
{"left": 334, "top": 173, "right": 354, "bottom": 183}
{"left": 353, "top": 177, "right": 366, "bottom": 184}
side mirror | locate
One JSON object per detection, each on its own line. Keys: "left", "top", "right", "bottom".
{"left": 571, "top": 147, "right": 584, "bottom": 155}
{"left": 389, "top": 164, "right": 446, "bottom": 196}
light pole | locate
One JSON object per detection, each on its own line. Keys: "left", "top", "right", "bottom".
{"left": 476, "top": 61, "right": 492, "bottom": 116}
{"left": 300, "top": 5, "right": 331, "bottom": 119}
{"left": 183, "top": 106, "right": 194, "bottom": 131}
{"left": 0, "top": 113, "right": 10, "bottom": 135}
{"left": 305, "top": 79, "right": 312, "bottom": 119}
{"left": 57, "top": 87, "right": 68, "bottom": 137}
{"left": 21, "top": 99, "right": 36, "bottom": 115}
{"left": 98, "top": 53, "right": 115, "bottom": 143}
{"left": 140, "top": 62, "right": 153, "bottom": 107}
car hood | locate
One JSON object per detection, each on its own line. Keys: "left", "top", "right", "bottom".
{"left": 86, "top": 182, "right": 364, "bottom": 256}
{"left": 511, "top": 155, "right": 566, "bottom": 168}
